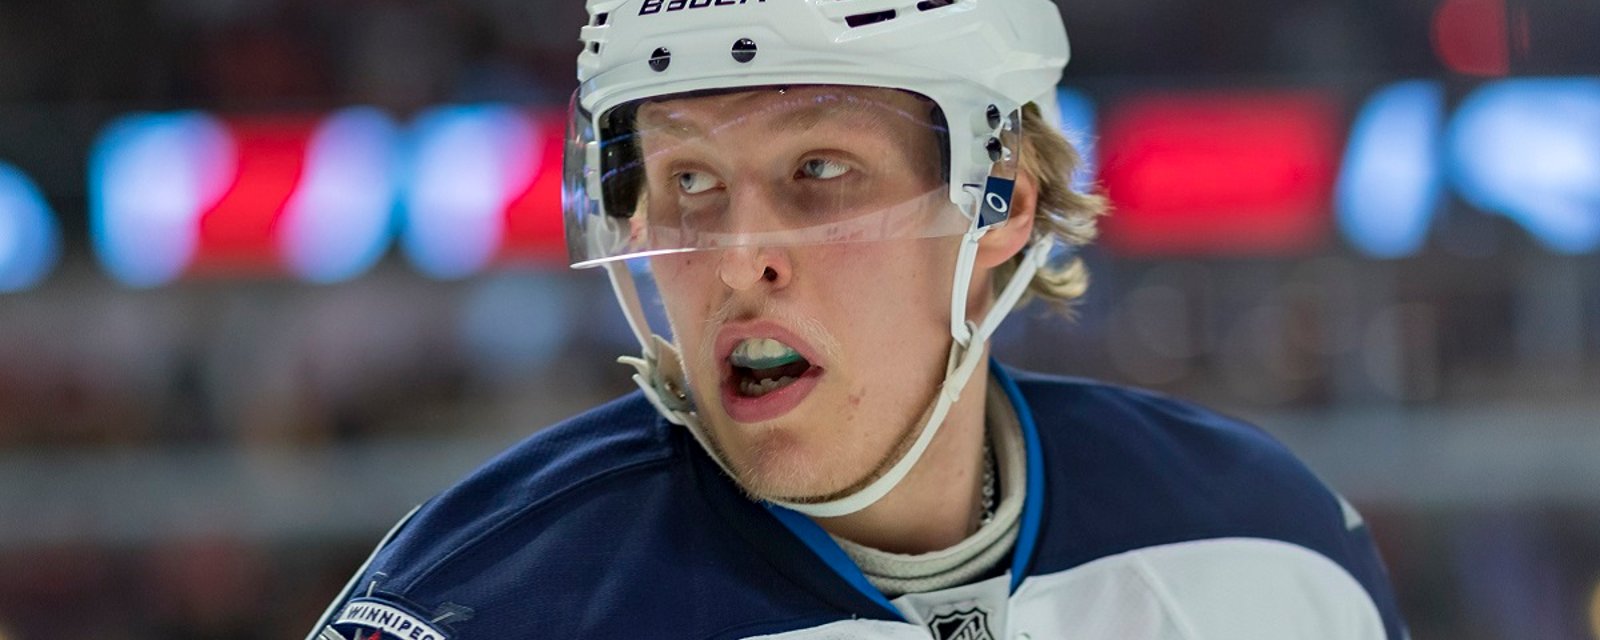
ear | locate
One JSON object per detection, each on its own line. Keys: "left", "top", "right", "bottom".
{"left": 974, "top": 169, "right": 1038, "bottom": 269}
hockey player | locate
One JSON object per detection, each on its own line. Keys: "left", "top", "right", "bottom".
{"left": 311, "top": 1, "right": 1406, "bottom": 638}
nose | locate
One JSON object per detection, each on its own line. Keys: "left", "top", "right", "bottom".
{"left": 717, "top": 245, "right": 791, "bottom": 290}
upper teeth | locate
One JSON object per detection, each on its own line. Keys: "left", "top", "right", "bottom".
{"left": 730, "top": 338, "right": 803, "bottom": 368}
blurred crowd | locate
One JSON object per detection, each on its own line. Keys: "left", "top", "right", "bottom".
{"left": 0, "top": 0, "right": 577, "bottom": 109}
{"left": 11, "top": 0, "right": 1594, "bottom": 110}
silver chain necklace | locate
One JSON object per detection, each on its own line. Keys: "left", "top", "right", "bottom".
{"left": 978, "top": 435, "right": 997, "bottom": 526}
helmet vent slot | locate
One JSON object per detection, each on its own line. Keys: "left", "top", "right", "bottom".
{"left": 594, "top": 12, "right": 609, "bottom": 26}
{"left": 844, "top": 9, "right": 897, "bottom": 28}
{"left": 916, "top": 0, "right": 956, "bottom": 10}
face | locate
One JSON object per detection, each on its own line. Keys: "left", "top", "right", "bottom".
{"left": 635, "top": 86, "right": 963, "bottom": 502}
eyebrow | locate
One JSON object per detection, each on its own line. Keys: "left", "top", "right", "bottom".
{"left": 774, "top": 94, "right": 897, "bottom": 134}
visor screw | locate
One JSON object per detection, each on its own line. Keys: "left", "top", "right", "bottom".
{"left": 649, "top": 47, "right": 672, "bottom": 72}
{"left": 986, "top": 137, "right": 1004, "bottom": 162}
{"left": 986, "top": 104, "right": 1002, "bottom": 129}
{"left": 732, "top": 38, "right": 758, "bottom": 63}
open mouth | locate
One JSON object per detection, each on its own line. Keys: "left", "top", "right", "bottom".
{"left": 728, "top": 337, "right": 818, "bottom": 398}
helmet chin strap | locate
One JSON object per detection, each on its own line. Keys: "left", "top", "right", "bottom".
{"left": 606, "top": 231, "right": 1054, "bottom": 519}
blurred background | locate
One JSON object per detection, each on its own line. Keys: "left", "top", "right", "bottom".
{"left": 0, "top": 0, "right": 1597, "bottom": 637}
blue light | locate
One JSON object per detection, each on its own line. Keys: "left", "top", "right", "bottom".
{"left": 0, "top": 162, "right": 60, "bottom": 293}
{"left": 90, "top": 112, "right": 234, "bottom": 287}
{"left": 1448, "top": 78, "right": 1600, "bottom": 254}
{"left": 1056, "top": 88, "right": 1098, "bottom": 191}
{"left": 402, "top": 105, "right": 540, "bottom": 279}
{"left": 1336, "top": 81, "right": 1448, "bottom": 259}
{"left": 280, "top": 108, "right": 402, "bottom": 284}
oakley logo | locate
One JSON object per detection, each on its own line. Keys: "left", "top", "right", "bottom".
{"left": 639, "top": 0, "right": 766, "bottom": 16}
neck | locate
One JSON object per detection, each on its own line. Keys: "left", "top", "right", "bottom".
{"left": 812, "top": 364, "right": 991, "bottom": 555}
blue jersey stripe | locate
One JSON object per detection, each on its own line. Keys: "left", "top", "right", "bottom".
{"left": 763, "top": 503, "right": 903, "bottom": 619}
{"left": 994, "top": 361, "right": 1046, "bottom": 592}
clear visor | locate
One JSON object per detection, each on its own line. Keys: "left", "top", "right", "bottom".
{"left": 563, "top": 85, "right": 1018, "bottom": 268}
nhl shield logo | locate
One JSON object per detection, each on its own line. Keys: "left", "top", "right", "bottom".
{"left": 928, "top": 608, "right": 994, "bottom": 640}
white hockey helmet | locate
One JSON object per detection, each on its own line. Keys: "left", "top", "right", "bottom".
{"left": 563, "top": 0, "right": 1072, "bottom": 517}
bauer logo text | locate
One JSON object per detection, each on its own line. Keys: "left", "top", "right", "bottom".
{"left": 639, "top": 0, "right": 766, "bottom": 17}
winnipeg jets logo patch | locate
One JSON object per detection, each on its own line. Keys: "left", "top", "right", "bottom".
{"left": 928, "top": 608, "right": 994, "bottom": 640}
{"left": 331, "top": 598, "right": 450, "bottom": 640}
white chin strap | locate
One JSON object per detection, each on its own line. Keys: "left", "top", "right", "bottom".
{"left": 607, "top": 231, "right": 1054, "bottom": 519}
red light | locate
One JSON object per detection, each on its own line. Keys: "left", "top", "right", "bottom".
{"left": 497, "top": 111, "right": 569, "bottom": 265}
{"left": 193, "top": 117, "right": 318, "bottom": 274}
{"left": 1431, "top": 0, "right": 1510, "bottom": 77}
{"left": 1098, "top": 92, "right": 1342, "bottom": 257}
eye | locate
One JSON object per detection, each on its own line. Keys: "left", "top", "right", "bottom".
{"left": 676, "top": 171, "right": 719, "bottom": 195}
{"left": 798, "top": 158, "right": 851, "bottom": 181}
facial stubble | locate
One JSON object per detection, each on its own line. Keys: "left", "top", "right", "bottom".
{"left": 666, "top": 296, "right": 945, "bottom": 505}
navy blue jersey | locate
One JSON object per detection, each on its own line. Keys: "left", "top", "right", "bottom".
{"left": 311, "top": 362, "right": 1405, "bottom": 640}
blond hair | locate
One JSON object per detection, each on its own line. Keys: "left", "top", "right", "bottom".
{"left": 993, "top": 102, "right": 1109, "bottom": 309}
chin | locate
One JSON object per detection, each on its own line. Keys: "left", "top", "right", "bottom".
{"left": 717, "top": 422, "right": 856, "bottom": 502}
